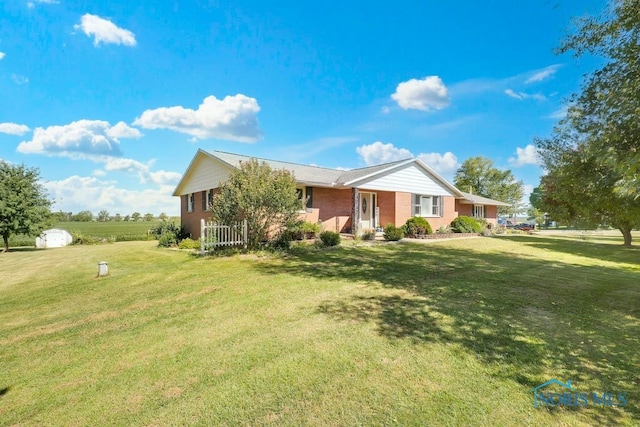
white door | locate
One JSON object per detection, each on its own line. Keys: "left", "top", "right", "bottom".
{"left": 359, "top": 192, "right": 376, "bottom": 230}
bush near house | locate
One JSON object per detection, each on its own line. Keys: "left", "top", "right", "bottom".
{"left": 450, "top": 216, "right": 482, "bottom": 233}
{"left": 383, "top": 224, "right": 404, "bottom": 241}
{"left": 402, "top": 217, "right": 433, "bottom": 237}
{"left": 319, "top": 231, "right": 341, "bottom": 247}
{"left": 288, "top": 221, "right": 321, "bottom": 240}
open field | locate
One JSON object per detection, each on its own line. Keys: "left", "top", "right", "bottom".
{"left": 0, "top": 234, "right": 638, "bottom": 425}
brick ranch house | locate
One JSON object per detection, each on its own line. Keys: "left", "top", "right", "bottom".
{"left": 173, "top": 149, "right": 511, "bottom": 239}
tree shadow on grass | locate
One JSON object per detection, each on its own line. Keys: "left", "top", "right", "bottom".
{"left": 254, "top": 240, "right": 640, "bottom": 423}
{"left": 0, "top": 386, "right": 10, "bottom": 398}
{"left": 502, "top": 234, "right": 640, "bottom": 266}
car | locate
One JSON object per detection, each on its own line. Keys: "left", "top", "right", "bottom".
{"left": 513, "top": 223, "right": 534, "bottom": 231}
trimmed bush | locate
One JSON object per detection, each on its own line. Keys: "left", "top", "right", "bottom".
{"left": 383, "top": 224, "right": 404, "bottom": 241}
{"left": 319, "top": 231, "right": 341, "bottom": 247}
{"left": 402, "top": 217, "right": 433, "bottom": 237}
{"left": 450, "top": 216, "right": 482, "bottom": 233}
{"left": 178, "top": 238, "right": 200, "bottom": 249}
{"left": 288, "top": 221, "right": 321, "bottom": 240}
{"left": 157, "top": 232, "right": 178, "bottom": 247}
{"left": 150, "top": 221, "right": 189, "bottom": 241}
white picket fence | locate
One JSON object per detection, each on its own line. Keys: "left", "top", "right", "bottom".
{"left": 200, "top": 219, "right": 248, "bottom": 254}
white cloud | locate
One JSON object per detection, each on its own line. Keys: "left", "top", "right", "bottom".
{"left": 0, "top": 122, "right": 30, "bottom": 136}
{"left": 11, "top": 74, "right": 29, "bottom": 85}
{"left": 525, "top": 65, "right": 561, "bottom": 84}
{"left": 417, "top": 152, "right": 460, "bottom": 175}
{"left": 505, "top": 89, "right": 546, "bottom": 101}
{"left": 17, "top": 120, "right": 141, "bottom": 158}
{"left": 0, "top": 52, "right": 5, "bottom": 60}
{"left": 44, "top": 176, "right": 178, "bottom": 216}
{"left": 391, "top": 76, "right": 450, "bottom": 111}
{"left": 134, "top": 94, "right": 262, "bottom": 142}
{"left": 74, "top": 14, "right": 136, "bottom": 47}
{"left": 356, "top": 141, "right": 413, "bottom": 165}
{"left": 509, "top": 144, "right": 540, "bottom": 167}
{"left": 548, "top": 106, "right": 567, "bottom": 120}
{"left": 27, "top": 0, "right": 59, "bottom": 7}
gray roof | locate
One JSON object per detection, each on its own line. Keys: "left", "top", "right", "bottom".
{"left": 460, "top": 192, "right": 512, "bottom": 206}
{"left": 208, "top": 150, "right": 412, "bottom": 186}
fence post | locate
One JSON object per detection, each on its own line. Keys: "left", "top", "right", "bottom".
{"left": 243, "top": 219, "right": 248, "bottom": 248}
{"left": 200, "top": 219, "right": 205, "bottom": 255}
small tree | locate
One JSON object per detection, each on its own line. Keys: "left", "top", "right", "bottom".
{"left": 158, "top": 212, "right": 168, "bottom": 221}
{"left": 123, "top": 215, "right": 131, "bottom": 222}
{"left": 144, "top": 213, "right": 154, "bottom": 221}
{"left": 131, "top": 212, "right": 141, "bottom": 221}
{"left": 210, "top": 159, "right": 301, "bottom": 249}
{"left": 113, "top": 213, "right": 122, "bottom": 222}
{"left": 0, "top": 162, "right": 52, "bottom": 252}
{"left": 73, "top": 210, "right": 93, "bottom": 222}
{"left": 97, "top": 210, "right": 110, "bottom": 222}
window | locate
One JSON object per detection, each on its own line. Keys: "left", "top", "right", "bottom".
{"left": 474, "top": 204, "right": 485, "bottom": 219}
{"left": 203, "top": 189, "right": 214, "bottom": 211}
{"left": 186, "top": 193, "right": 194, "bottom": 212}
{"left": 296, "top": 187, "right": 313, "bottom": 211}
{"left": 413, "top": 194, "right": 442, "bottom": 217}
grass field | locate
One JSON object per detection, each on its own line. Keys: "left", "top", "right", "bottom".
{"left": 0, "top": 233, "right": 638, "bottom": 425}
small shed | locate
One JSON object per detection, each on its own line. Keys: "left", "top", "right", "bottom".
{"left": 36, "top": 229, "right": 73, "bottom": 249}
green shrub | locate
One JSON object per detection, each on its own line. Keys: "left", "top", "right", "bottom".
{"left": 436, "top": 225, "right": 451, "bottom": 234}
{"left": 319, "top": 231, "right": 341, "bottom": 247}
{"left": 450, "top": 216, "right": 482, "bottom": 233}
{"left": 113, "top": 234, "right": 149, "bottom": 242}
{"left": 178, "top": 238, "right": 201, "bottom": 249}
{"left": 402, "top": 217, "right": 433, "bottom": 237}
{"left": 150, "top": 221, "right": 189, "bottom": 241}
{"left": 287, "top": 221, "right": 321, "bottom": 240}
{"left": 271, "top": 231, "right": 292, "bottom": 250}
{"left": 383, "top": 224, "right": 404, "bottom": 241}
{"left": 157, "top": 232, "right": 178, "bottom": 247}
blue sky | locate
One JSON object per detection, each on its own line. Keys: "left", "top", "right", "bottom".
{"left": 0, "top": 0, "right": 604, "bottom": 216}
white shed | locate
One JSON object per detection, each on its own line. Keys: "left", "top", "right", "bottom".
{"left": 36, "top": 229, "right": 73, "bottom": 248}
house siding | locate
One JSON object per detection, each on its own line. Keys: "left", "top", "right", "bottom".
{"left": 351, "top": 164, "right": 455, "bottom": 196}
{"left": 179, "top": 157, "right": 232, "bottom": 196}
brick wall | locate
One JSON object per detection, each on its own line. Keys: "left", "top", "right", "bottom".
{"left": 301, "top": 187, "right": 352, "bottom": 233}
{"left": 180, "top": 191, "right": 212, "bottom": 239}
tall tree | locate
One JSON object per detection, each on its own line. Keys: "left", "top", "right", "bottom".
{"left": 210, "top": 159, "right": 301, "bottom": 249}
{"left": 0, "top": 162, "right": 52, "bottom": 252}
{"left": 453, "top": 156, "right": 524, "bottom": 215}
{"left": 97, "top": 210, "right": 110, "bottom": 222}
{"left": 534, "top": 0, "right": 640, "bottom": 245}
{"left": 558, "top": 0, "right": 640, "bottom": 198}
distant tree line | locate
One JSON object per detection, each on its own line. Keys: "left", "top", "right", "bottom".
{"left": 51, "top": 210, "right": 169, "bottom": 222}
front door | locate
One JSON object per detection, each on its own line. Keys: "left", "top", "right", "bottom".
{"left": 359, "top": 192, "right": 376, "bottom": 230}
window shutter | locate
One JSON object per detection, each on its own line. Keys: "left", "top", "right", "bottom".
{"left": 439, "top": 196, "right": 444, "bottom": 217}
{"left": 305, "top": 187, "right": 313, "bottom": 209}
{"left": 202, "top": 191, "right": 207, "bottom": 211}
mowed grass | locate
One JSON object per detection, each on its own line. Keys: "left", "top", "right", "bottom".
{"left": 53, "top": 221, "right": 163, "bottom": 239}
{"left": 0, "top": 233, "right": 638, "bottom": 426}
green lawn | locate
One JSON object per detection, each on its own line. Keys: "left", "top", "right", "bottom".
{"left": 0, "top": 234, "right": 638, "bottom": 425}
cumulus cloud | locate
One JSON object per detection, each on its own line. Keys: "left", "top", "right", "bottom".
{"left": 505, "top": 89, "right": 546, "bottom": 101}
{"left": 391, "top": 76, "right": 450, "bottom": 111}
{"left": 509, "top": 144, "right": 540, "bottom": 167}
{"left": 356, "top": 142, "right": 413, "bottom": 165}
{"left": 44, "top": 175, "right": 178, "bottom": 216}
{"left": 74, "top": 14, "right": 136, "bottom": 47}
{"left": 0, "top": 52, "right": 5, "bottom": 60}
{"left": 525, "top": 64, "right": 561, "bottom": 84}
{"left": 133, "top": 94, "right": 262, "bottom": 142}
{"left": 417, "top": 152, "right": 460, "bottom": 175}
{"left": 17, "top": 120, "right": 141, "bottom": 158}
{"left": 100, "top": 156, "right": 180, "bottom": 185}
{"left": 0, "top": 122, "right": 30, "bottom": 136}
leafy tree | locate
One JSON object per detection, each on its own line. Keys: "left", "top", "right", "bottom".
{"left": 210, "top": 159, "right": 301, "bottom": 249}
{"left": 123, "top": 215, "right": 131, "bottom": 222}
{"left": 113, "top": 213, "right": 122, "bottom": 222}
{"left": 131, "top": 212, "right": 141, "bottom": 221}
{"left": 72, "top": 210, "right": 93, "bottom": 222}
{"left": 0, "top": 162, "right": 52, "bottom": 252}
{"left": 97, "top": 210, "right": 110, "bottom": 222}
{"left": 143, "top": 213, "right": 154, "bottom": 221}
{"left": 529, "top": 187, "right": 545, "bottom": 210}
{"left": 558, "top": 0, "right": 640, "bottom": 196}
{"left": 158, "top": 212, "right": 168, "bottom": 221}
{"left": 453, "top": 156, "right": 524, "bottom": 215}
{"left": 51, "top": 210, "right": 72, "bottom": 222}
{"left": 533, "top": 0, "right": 640, "bottom": 246}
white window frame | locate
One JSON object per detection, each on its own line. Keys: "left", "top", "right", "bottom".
{"left": 413, "top": 194, "right": 442, "bottom": 217}
{"left": 187, "top": 193, "right": 194, "bottom": 213}
{"left": 474, "top": 204, "right": 485, "bottom": 219}
{"left": 205, "top": 189, "right": 214, "bottom": 210}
